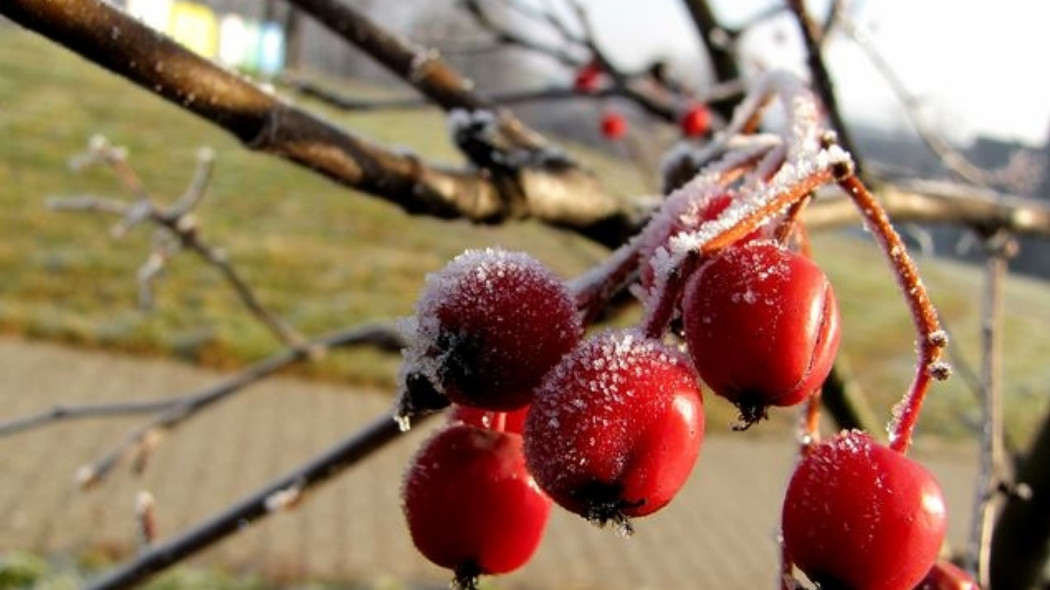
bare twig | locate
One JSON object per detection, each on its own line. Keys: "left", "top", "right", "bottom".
{"left": 837, "top": 19, "right": 990, "bottom": 187}
{"left": 81, "top": 410, "right": 435, "bottom": 590}
{"left": 50, "top": 138, "right": 307, "bottom": 348}
{"left": 72, "top": 322, "right": 404, "bottom": 487}
{"left": 967, "top": 229, "right": 1016, "bottom": 587}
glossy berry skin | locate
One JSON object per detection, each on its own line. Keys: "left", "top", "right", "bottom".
{"left": 524, "top": 329, "right": 704, "bottom": 529}
{"left": 402, "top": 424, "right": 551, "bottom": 584}
{"left": 682, "top": 240, "right": 840, "bottom": 425}
{"left": 449, "top": 404, "right": 529, "bottom": 435}
{"left": 601, "top": 111, "right": 627, "bottom": 139}
{"left": 915, "top": 561, "right": 978, "bottom": 590}
{"left": 405, "top": 248, "right": 581, "bottom": 411}
{"left": 782, "top": 431, "right": 948, "bottom": 590}
{"left": 680, "top": 104, "right": 711, "bottom": 137}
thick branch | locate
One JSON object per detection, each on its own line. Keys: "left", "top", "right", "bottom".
{"left": 804, "top": 180, "right": 1050, "bottom": 238}
{"left": 0, "top": 0, "right": 632, "bottom": 247}
{"left": 284, "top": 0, "right": 548, "bottom": 151}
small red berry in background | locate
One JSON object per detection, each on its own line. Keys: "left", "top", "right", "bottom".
{"left": 681, "top": 240, "right": 840, "bottom": 427}
{"left": 781, "top": 430, "right": 948, "bottom": 590}
{"left": 402, "top": 423, "right": 551, "bottom": 588}
{"left": 574, "top": 60, "right": 603, "bottom": 93}
{"left": 680, "top": 103, "right": 711, "bottom": 137}
{"left": 600, "top": 111, "right": 627, "bottom": 140}
{"left": 524, "top": 329, "right": 704, "bottom": 533}
{"left": 402, "top": 248, "right": 581, "bottom": 412}
{"left": 915, "top": 561, "right": 979, "bottom": 590}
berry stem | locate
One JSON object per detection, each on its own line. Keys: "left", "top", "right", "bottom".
{"left": 701, "top": 169, "right": 833, "bottom": 256}
{"left": 800, "top": 390, "right": 822, "bottom": 451}
{"left": 837, "top": 174, "right": 949, "bottom": 454}
{"left": 640, "top": 254, "right": 698, "bottom": 339}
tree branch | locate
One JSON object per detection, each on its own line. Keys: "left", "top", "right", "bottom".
{"left": 0, "top": 0, "right": 634, "bottom": 247}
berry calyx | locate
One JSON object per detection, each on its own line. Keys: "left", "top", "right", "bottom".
{"left": 680, "top": 103, "right": 711, "bottom": 137}
{"left": 524, "top": 329, "right": 704, "bottom": 534}
{"left": 601, "top": 111, "right": 628, "bottom": 139}
{"left": 782, "top": 430, "right": 948, "bottom": 590}
{"left": 401, "top": 248, "right": 581, "bottom": 413}
{"left": 402, "top": 423, "right": 551, "bottom": 588}
{"left": 681, "top": 240, "right": 840, "bottom": 427}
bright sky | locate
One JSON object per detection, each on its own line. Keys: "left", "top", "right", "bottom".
{"left": 576, "top": 0, "right": 1050, "bottom": 146}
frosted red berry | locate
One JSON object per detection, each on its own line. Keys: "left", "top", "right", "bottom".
{"left": 680, "top": 104, "right": 711, "bottom": 137}
{"left": 782, "top": 431, "right": 948, "bottom": 590}
{"left": 402, "top": 423, "right": 551, "bottom": 588}
{"left": 601, "top": 111, "right": 627, "bottom": 139}
{"left": 403, "top": 248, "right": 581, "bottom": 412}
{"left": 682, "top": 240, "right": 840, "bottom": 426}
{"left": 524, "top": 329, "right": 704, "bottom": 532}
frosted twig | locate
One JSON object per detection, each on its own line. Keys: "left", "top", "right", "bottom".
{"left": 967, "top": 229, "right": 1016, "bottom": 587}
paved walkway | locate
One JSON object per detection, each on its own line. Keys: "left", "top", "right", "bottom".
{"left": 0, "top": 337, "right": 979, "bottom": 590}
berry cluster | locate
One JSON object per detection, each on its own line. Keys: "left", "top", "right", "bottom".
{"left": 398, "top": 73, "right": 952, "bottom": 590}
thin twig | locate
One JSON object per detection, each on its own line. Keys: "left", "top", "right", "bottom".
{"left": 967, "top": 229, "right": 1015, "bottom": 587}
{"left": 837, "top": 18, "right": 990, "bottom": 187}
{"left": 50, "top": 139, "right": 307, "bottom": 348}
{"left": 81, "top": 410, "right": 434, "bottom": 590}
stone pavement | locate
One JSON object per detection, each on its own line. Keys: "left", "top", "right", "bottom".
{"left": 0, "top": 337, "right": 979, "bottom": 590}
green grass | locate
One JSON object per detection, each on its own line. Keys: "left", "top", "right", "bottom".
{"left": 1, "top": 28, "right": 1048, "bottom": 444}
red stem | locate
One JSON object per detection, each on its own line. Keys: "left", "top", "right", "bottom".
{"left": 837, "top": 175, "right": 948, "bottom": 454}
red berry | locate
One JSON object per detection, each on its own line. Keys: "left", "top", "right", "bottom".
{"left": 402, "top": 424, "right": 551, "bottom": 587}
{"left": 680, "top": 104, "right": 711, "bottom": 137}
{"left": 782, "top": 431, "right": 948, "bottom": 590}
{"left": 916, "top": 561, "right": 978, "bottom": 590}
{"left": 403, "top": 248, "right": 581, "bottom": 412}
{"left": 601, "top": 111, "right": 627, "bottom": 139}
{"left": 449, "top": 404, "right": 529, "bottom": 434}
{"left": 524, "top": 329, "right": 704, "bottom": 532}
{"left": 574, "top": 61, "right": 603, "bottom": 93}
{"left": 681, "top": 240, "right": 840, "bottom": 426}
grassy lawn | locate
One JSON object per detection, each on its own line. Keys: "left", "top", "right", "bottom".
{"left": 1, "top": 27, "right": 1048, "bottom": 444}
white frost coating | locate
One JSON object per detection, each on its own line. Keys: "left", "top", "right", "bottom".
{"left": 446, "top": 108, "right": 497, "bottom": 138}
{"left": 408, "top": 49, "right": 439, "bottom": 84}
